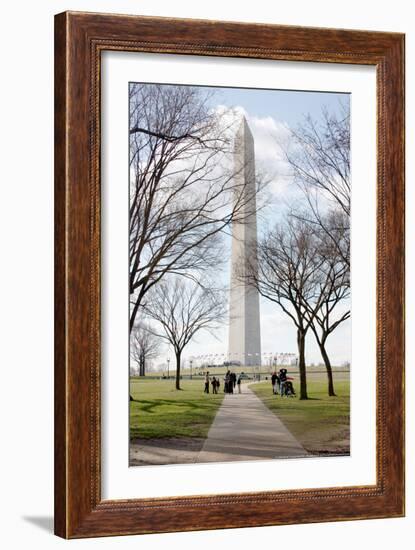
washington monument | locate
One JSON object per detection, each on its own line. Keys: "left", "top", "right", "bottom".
{"left": 228, "top": 117, "right": 261, "bottom": 367}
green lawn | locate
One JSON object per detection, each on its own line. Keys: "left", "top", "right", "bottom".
{"left": 249, "top": 370, "right": 350, "bottom": 455}
{"left": 129, "top": 378, "right": 224, "bottom": 440}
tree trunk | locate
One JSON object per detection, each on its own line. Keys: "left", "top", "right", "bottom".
{"left": 297, "top": 329, "right": 308, "bottom": 399}
{"left": 175, "top": 350, "right": 182, "bottom": 390}
{"left": 130, "top": 297, "right": 140, "bottom": 333}
{"left": 319, "top": 337, "right": 336, "bottom": 396}
{"left": 139, "top": 352, "right": 145, "bottom": 377}
{"left": 130, "top": 285, "right": 148, "bottom": 332}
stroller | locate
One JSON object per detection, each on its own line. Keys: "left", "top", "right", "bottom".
{"left": 278, "top": 368, "right": 296, "bottom": 397}
{"left": 284, "top": 379, "right": 296, "bottom": 397}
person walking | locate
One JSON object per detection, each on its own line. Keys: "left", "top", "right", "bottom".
{"left": 224, "top": 370, "right": 230, "bottom": 393}
{"left": 211, "top": 376, "right": 217, "bottom": 394}
{"left": 204, "top": 372, "right": 210, "bottom": 394}
{"left": 228, "top": 372, "right": 234, "bottom": 394}
{"left": 271, "top": 371, "right": 277, "bottom": 395}
{"left": 237, "top": 373, "right": 242, "bottom": 393}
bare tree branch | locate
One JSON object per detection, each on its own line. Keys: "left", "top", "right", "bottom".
{"left": 284, "top": 103, "right": 350, "bottom": 267}
{"left": 129, "top": 84, "right": 265, "bottom": 332}
{"left": 142, "top": 277, "right": 227, "bottom": 389}
{"left": 301, "top": 212, "right": 350, "bottom": 395}
{"left": 241, "top": 216, "right": 327, "bottom": 399}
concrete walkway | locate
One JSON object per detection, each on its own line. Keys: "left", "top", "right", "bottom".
{"left": 196, "top": 384, "right": 308, "bottom": 463}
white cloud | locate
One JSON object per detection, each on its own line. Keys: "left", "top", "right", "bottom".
{"left": 138, "top": 102, "right": 351, "bottom": 368}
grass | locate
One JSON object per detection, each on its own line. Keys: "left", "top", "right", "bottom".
{"left": 129, "top": 378, "right": 224, "bottom": 440}
{"left": 249, "top": 370, "right": 350, "bottom": 455}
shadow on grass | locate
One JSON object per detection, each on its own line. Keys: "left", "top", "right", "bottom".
{"left": 130, "top": 436, "right": 204, "bottom": 451}
{"left": 131, "top": 398, "right": 221, "bottom": 414}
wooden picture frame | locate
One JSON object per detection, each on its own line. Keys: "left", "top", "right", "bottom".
{"left": 54, "top": 11, "right": 405, "bottom": 538}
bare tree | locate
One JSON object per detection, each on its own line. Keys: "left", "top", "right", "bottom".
{"left": 288, "top": 104, "right": 350, "bottom": 215}
{"left": 304, "top": 218, "right": 350, "bottom": 396}
{"left": 129, "top": 84, "right": 261, "bottom": 331}
{"left": 286, "top": 103, "right": 350, "bottom": 267}
{"left": 245, "top": 217, "right": 327, "bottom": 399}
{"left": 143, "top": 277, "right": 227, "bottom": 390}
{"left": 130, "top": 322, "right": 162, "bottom": 376}
{"left": 282, "top": 105, "right": 351, "bottom": 395}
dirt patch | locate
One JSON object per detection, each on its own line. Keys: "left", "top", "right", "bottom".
{"left": 129, "top": 437, "right": 205, "bottom": 466}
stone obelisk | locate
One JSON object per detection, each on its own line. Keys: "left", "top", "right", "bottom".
{"left": 228, "top": 117, "right": 261, "bottom": 367}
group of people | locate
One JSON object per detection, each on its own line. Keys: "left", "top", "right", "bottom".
{"left": 203, "top": 369, "right": 296, "bottom": 397}
{"left": 204, "top": 371, "right": 242, "bottom": 394}
{"left": 271, "top": 368, "right": 296, "bottom": 397}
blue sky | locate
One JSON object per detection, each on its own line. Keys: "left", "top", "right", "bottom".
{"left": 132, "top": 83, "right": 351, "bottom": 368}
{"left": 212, "top": 86, "right": 349, "bottom": 129}
{"left": 183, "top": 85, "right": 351, "bottom": 367}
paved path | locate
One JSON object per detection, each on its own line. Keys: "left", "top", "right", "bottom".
{"left": 130, "top": 437, "right": 204, "bottom": 466}
{"left": 196, "top": 384, "right": 308, "bottom": 463}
